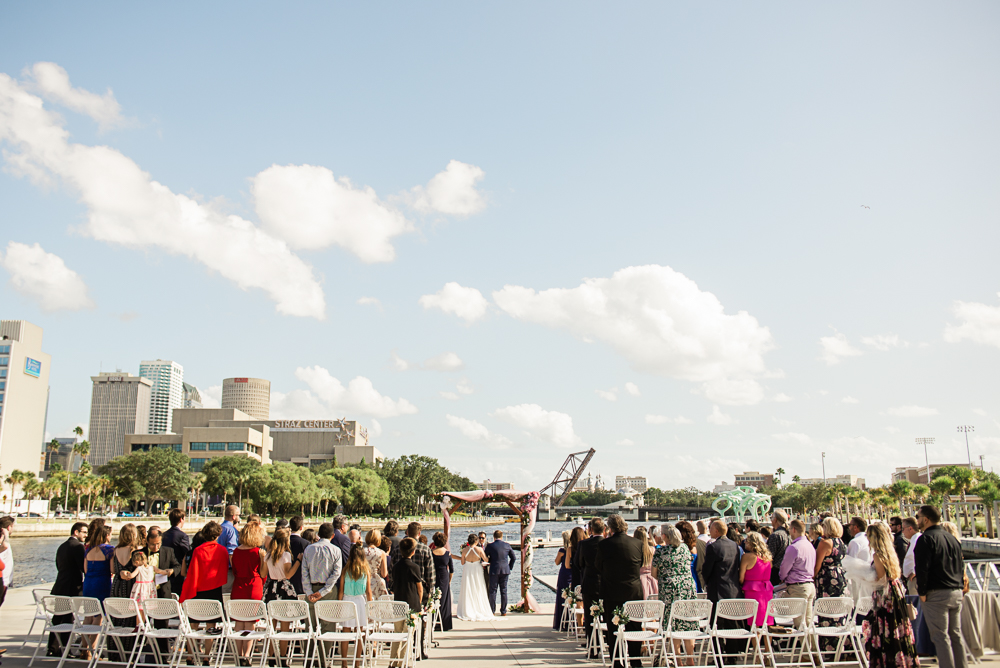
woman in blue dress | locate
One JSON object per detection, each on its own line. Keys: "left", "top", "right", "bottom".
{"left": 552, "top": 531, "right": 573, "bottom": 630}
{"left": 82, "top": 524, "right": 114, "bottom": 601}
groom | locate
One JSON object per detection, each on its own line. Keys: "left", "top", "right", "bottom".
{"left": 484, "top": 529, "right": 516, "bottom": 616}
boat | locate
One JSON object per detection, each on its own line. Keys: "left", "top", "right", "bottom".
{"left": 575, "top": 517, "right": 588, "bottom": 526}
{"left": 505, "top": 517, "right": 522, "bottom": 523}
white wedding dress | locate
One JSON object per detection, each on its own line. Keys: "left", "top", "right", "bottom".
{"left": 456, "top": 547, "right": 494, "bottom": 622}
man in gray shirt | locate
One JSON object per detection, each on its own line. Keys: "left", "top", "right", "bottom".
{"left": 301, "top": 523, "right": 343, "bottom": 640}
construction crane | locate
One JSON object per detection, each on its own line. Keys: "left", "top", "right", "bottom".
{"left": 538, "top": 448, "right": 596, "bottom": 507}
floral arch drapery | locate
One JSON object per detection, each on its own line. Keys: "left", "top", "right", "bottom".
{"left": 438, "top": 489, "right": 541, "bottom": 612}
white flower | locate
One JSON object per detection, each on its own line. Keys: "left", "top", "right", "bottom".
{"left": 612, "top": 615, "right": 620, "bottom": 625}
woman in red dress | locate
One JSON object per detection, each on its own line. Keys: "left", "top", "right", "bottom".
{"left": 232, "top": 521, "right": 267, "bottom": 666}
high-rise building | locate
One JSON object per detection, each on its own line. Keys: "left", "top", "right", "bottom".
{"left": 221, "top": 377, "right": 270, "bottom": 420}
{"left": 0, "top": 320, "right": 51, "bottom": 481}
{"left": 182, "top": 383, "right": 203, "bottom": 409}
{"left": 615, "top": 475, "right": 648, "bottom": 493}
{"left": 88, "top": 372, "right": 152, "bottom": 467}
{"left": 139, "top": 360, "right": 184, "bottom": 434}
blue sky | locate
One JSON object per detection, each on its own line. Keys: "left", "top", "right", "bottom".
{"left": 2, "top": 3, "right": 999, "bottom": 491}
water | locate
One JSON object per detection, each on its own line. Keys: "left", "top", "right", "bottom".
{"left": 8, "top": 521, "right": 581, "bottom": 606}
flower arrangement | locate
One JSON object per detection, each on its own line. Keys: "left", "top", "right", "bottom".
{"left": 508, "top": 602, "right": 534, "bottom": 614}
{"left": 519, "top": 490, "right": 540, "bottom": 516}
{"left": 590, "top": 599, "right": 604, "bottom": 617}
{"left": 561, "top": 587, "right": 577, "bottom": 604}
{"left": 406, "top": 610, "right": 421, "bottom": 627}
{"left": 423, "top": 588, "right": 442, "bottom": 615}
{"left": 522, "top": 540, "right": 533, "bottom": 592}
{"left": 611, "top": 606, "right": 630, "bottom": 627}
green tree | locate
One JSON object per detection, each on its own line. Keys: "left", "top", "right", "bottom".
{"left": 973, "top": 482, "right": 1000, "bottom": 539}
{"left": 249, "top": 463, "right": 315, "bottom": 516}
{"left": 22, "top": 475, "right": 41, "bottom": 515}
{"left": 5, "top": 469, "right": 27, "bottom": 513}
{"left": 564, "top": 489, "right": 626, "bottom": 506}
{"left": 202, "top": 456, "right": 261, "bottom": 507}
{"left": 792, "top": 475, "right": 801, "bottom": 484}
{"left": 912, "top": 484, "right": 930, "bottom": 504}
{"left": 775, "top": 468, "right": 786, "bottom": 487}
{"left": 323, "top": 467, "right": 390, "bottom": 513}
{"left": 888, "top": 480, "right": 914, "bottom": 513}
{"left": 934, "top": 467, "right": 974, "bottom": 530}
{"left": 374, "top": 455, "right": 474, "bottom": 515}
{"left": 101, "top": 448, "right": 191, "bottom": 512}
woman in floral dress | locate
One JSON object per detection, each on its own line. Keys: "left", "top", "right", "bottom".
{"left": 814, "top": 517, "right": 850, "bottom": 654}
{"left": 652, "top": 525, "right": 698, "bottom": 663}
{"left": 863, "top": 524, "right": 918, "bottom": 668}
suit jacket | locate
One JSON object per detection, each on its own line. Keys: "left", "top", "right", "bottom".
{"left": 161, "top": 527, "right": 190, "bottom": 594}
{"left": 702, "top": 536, "right": 741, "bottom": 602}
{"left": 51, "top": 537, "right": 86, "bottom": 596}
{"left": 332, "top": 531, "right": 353, "bottom": 569}
{"left": 595, "top": 532, "right": 643, "bottom": 603}
{"left": 142, "top": 545, "right": 182, "bottom": 599}
{"left": 576, "top": 534, "right": 604, "bottom": 597}
{"left": 289, "top": 533, "right": 309, "bottom": 595}
{"left": 893, "top": 532, "right": 910, "bottom": 570}
{"left": 484, "top": 540, "right": 516, "bottom": 575}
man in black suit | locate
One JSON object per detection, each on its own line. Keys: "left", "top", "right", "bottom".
{"left": 48, "top": 522, "right": 87, "bottom": 656}
{"left": 332, "top": 515, "right": 354, "bottom": 584}
{"left": 595, "top": 514, "right": 643, "bottom": 668}
{"left": 288, "top": 515, "right": 309, "bottom": 595}
{"left": 484, "top": 530, "right": 516, "bottom": 615}
{"left": 161, "top": 508, "right": 190, "bottom": 597}
{"left": 703, "top": 520, "right": 743, "bottom": 660}
{"left": 575, "top": 517, "right": 606, "bottom": 658}
{"left": 890, "top": 516, "right": 910, "bottom": 570}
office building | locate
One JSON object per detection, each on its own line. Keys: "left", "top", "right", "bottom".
{"left": 182, "top": 383, "right": 203, "bottom": 409}
{"left": 139, "top": 360, "right": 184, "bottom": 434}
{"left": 891, "top": 463, "right": 980, "bottom": 485}
{"left": 221, "top": 377, "right": 270, "bottom": 420}
{"left": 713, "top": 482, "right": 736, "bottom": 494}
{"left": 88, "top": 372, "right": 152, "bottom": 467}
{"left": 615, "top": 475, "right": 648, "bottom": 493}
{"left": 0, "top": 320, "right": 51, "bottom": 482}
{"left": 476, "top": 480, "right": 515, "bottom": 491}
{"left": 734, "top": 471, "right": 774, "bottom": 489}
{"left": 42, "top": 437, "right": 79, "bottom": 476}
{"left": 798, "top": 474, "right": 866, "bottom": 489}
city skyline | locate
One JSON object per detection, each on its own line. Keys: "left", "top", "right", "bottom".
{"left": 1, "top": 4, "right": 999, "bottom": 491}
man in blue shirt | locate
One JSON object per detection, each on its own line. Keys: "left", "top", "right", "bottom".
{"left": 218, "top": 504, "right": 240, "bottom": 593}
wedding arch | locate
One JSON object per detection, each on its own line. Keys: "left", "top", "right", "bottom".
{"left": 438, "top": 489, "right": 541, "bottom": 612}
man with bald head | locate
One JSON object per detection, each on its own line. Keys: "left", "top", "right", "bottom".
{"left": 703, "top": 520, "right": 743, "bottom": 658}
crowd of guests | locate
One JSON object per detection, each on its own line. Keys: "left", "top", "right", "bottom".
{"left": 562, "top": 507, "right": 967, "bottom": 668}
{"left": 39, "top": 507, "right": 457, "bottom": 667}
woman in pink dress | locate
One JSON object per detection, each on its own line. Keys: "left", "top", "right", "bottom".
{"left": 634, "top": 527, "right": 658, "bottom": 599}
{"left": 739, "top": 532, "right": 773, "bottom": 627}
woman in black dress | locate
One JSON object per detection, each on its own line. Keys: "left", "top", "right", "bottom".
{"left": 814, "top": 517, "right": 850, "bottom": 655}
{"left": 431, "top": 532, "right": 454, "bottom": 631}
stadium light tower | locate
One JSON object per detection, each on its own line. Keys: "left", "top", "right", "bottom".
{"left": 916, "top": 437, "right": 935, "bottom": 482}
{"left": 958, "top": 426, "right": 974, "bottom": 469}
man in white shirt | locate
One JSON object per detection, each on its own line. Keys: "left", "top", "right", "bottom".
{"left": 901, "top": 517, "right": 922, "bottom": 595}
{"left": 846, "top": 516, "right": 870, "bottom": 559}
{"left": 0, "top": 516, "right": 14, "bottom": 608}
{"left": 696, "top": 520, "right": 712, "bottom": 544}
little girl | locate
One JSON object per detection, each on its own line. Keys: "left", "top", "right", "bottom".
{"left": 122, "top": 551, "right": 156, "bottom": 619}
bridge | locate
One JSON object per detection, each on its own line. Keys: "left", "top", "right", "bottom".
{"left": 548, "top": 505, "right": 714, "bottom": 521}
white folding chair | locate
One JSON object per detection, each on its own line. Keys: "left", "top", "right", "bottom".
{"left": 711, "top": 599, "right": 764, "bottom": 668}
{"left": 98, "top": 598, "right": 145, "bottom": 668}
{"left": 139, "top": 598, "right": 189, "bottom": 668}
{"left": 811, "top": 596, "right": 863, "bottom": 668}
{"left": 665, "top": 599, "right": 715, "bottom": 668}
{"left": 314, "top": 601, "right": 363, "bottom": 668}
{"left": 266, "top": 600, "right": 314, "bottom": 667}
{"left": 758, "top": 598, "right": 811, "bottom": 668}
{"left": 224, "top": 599, "right": 270, "bottom": 668}
{"left": 23, "top": 589, "right": 52, "bottom": 649}
{"left": 852, "top": 597, "right": 873, "bottom": 668}
{"left": 378, "top": 594, "right": 393, "bottom": 601}
{"left": 29, "top": 596, "right": 76, "bottom": 667}
{"left": 610, "top": 600, "right": 666, "bottom": 668}
{"left": 586, "top": 602, "right": 609, "bottom": 666}
{"left": 364, "top": 601, "right": 414, "bottom": 668}
{"left": 182, "top": 599, "right": 227, "bottom": 668}
{"left": 57, "top": 597, "right": 105, "bottom": 668}
{"left": 559, "top": 592, "right": 579, "bottom": 639}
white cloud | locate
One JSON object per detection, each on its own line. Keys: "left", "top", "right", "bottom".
{"left": 1, "top": 241, "right": 94, "bottom": 311}
{"left": 440, "top": 392, "right": 460, "bottom": 401}
{"left": 252, "top": 164, "right": 412, "bottom": 263}
{"left": 773, "top": 417, "right": 794, "bottom": 427}
{"left": 357, "top": 296, "right": 382, "bottom": 309}
{"left": 624, "top": 382, "right": 640, "bottom": 397}
{"left": 841, "top": 396, "right": 859, "bottom": 404}
{"left": 419, "top": 282, "right": 488, "bottom": 323}
{"left": 491, "top": 403, "right": 583, "bottom": 448}
{"left": 973, "top": 408, "right": 988, "bottom": 417}
{"left": 885, "top": 426, "right": 901, "bottom": 434}
{"left": 773, "top": 432, "right": 812, "bottom": 444}
{"left": 944, "top": 294, "right": 1000, "bottom": 349}
{"left": 818, "top": 330, "right": 863, "bottom": 366}
{"left": 862, "top": 334, "right": 904, "bottom": 351}
{"left": 409, "top": 160, "right": 486, "bottom": 216}
{"left": 422, "top": 352, "right": 464, "bottom": 372}
{"left": 771, "top": 393, "right": 793, "bottom": 403}
{"left": 886, "top": 405, "right": 939, "bottom": 417}
{"left": 390, "top": 351, "right": 412, "bottom": 372}
{"left": 369, "top": 419, "right": 382, "bottom": 437}
{"left": 0, "top": 68, "right": 327, "bottom": 319}
{"left": 26, "top": 62, "right": 123, "bottom": 130}
{"left": 202, "top": 385, "right": 222, "bottom": 409}
{"left": 595, "top": 388, "right": 617, "bottom": 402}
{"left": 615, "top": 438, "right": 635, "bottom": 447}
{"left": 492, "top": 265, "right": 774, "bottom": 405}
{"left": 446, "top": 414, "right": 512, "bottom": 449}
{"left": 707, "top": 405, "right": 734, "bottom": 425}
{"left": 646, "top": 415, "right": 693, "bottom": 425}
{"left": 271, "top": 366, "right": 418, "bottom": 419}
{"left": 456, "top": 378, "right": 474, "bottom": 395}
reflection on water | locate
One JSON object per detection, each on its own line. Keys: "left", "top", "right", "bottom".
{"left": 9, "top": 522, "right": 583, "bottom": 605}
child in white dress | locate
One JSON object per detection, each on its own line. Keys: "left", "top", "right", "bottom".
{"left": 123, "top": 551, "right": 156, "bottom": 620}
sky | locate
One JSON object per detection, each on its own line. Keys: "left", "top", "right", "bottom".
{"left": 1, "top": 3, "right": 999, "bottom": 493}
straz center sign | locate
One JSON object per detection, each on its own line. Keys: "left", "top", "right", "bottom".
{"left": 273, "top": 420, "right": 342, "bottom": 429}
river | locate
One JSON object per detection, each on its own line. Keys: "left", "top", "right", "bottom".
{"left": 9, "top": 521, "right": 583, "bottom": 606}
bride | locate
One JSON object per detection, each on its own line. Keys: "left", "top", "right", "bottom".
{"left": 455, "top": 533, "right": 494, "bottom": 621}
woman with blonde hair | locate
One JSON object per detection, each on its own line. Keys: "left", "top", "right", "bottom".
{"left": 864, "top": 523, "right": 917, "bottom": 667}
{"left": 814, "top": 517, "right": 848, "bottom": 653}
{"left": 364, "top": 529, "right": 389, "bottom": 598}
{"left": 264, "top": 528, "right": 299, "bottom": 665}
{"left": 634, "top": 526, "right": 658, "bottom": 598}
{"left": 739, "top": 532, "right": 773, "bottom": 626}
{"left": 110, "top": 523, "right": 141, "bottom": 600}
{"left": 232, "top": 521, "right": 267, "bottom": 665}
{"left": 338, "top": 544, "right": 373, "bottom": 668}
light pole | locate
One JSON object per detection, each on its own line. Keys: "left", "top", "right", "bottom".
{"left": 916, "top": 437, "right": 935, "bottom": 483}
{"left": 958, "top": 426, "right": 975, "bottom": 469}
{"left": 822, "top": 452, "right": 827, "bottom": 485}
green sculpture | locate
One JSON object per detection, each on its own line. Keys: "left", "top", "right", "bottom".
{"left": 711, "top": 486, "right": 772, "bottom": 522}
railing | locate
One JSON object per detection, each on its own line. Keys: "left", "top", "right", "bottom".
{"left": 966, "top": 560, "right": 1000, "bottom": 592}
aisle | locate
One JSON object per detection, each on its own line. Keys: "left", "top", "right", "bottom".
{"left": 425, "top": 603, "right": 583, "bottom": 667}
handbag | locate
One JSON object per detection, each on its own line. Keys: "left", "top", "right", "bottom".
{"left": 905, "top": 602, "right": 918, "bottom": 621}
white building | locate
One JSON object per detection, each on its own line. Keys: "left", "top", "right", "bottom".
{"left": 476, "top": 480, "right": 515, "bottom": 491}
{"left": 88, "top": 372, "right": 152, "bottom": 467}
{"left": 799, "top": 474, "right": 866, "bottom": 489}
{"left": 221, "top": 377, "right": 270, "bottom": 420}
{"left": 0, "top": 320, "right": 51, "bottom": 483}
{"left": 139, "top": 360, "right": 184, "bottom": 434}
{"left": 713, "top": 482, "right": 736, "bottom": 494}
{"left": 182, "top": 383, "right": 202, "bottom": 409}
{"left": 615, "top": 475, "right": 648, "bottom": 493}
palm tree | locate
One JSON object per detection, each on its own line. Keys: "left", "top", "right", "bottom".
{"left": 5, "top": 469, "right": 27, "bottom": 513}
{"left": 929, "top": 475, "right": 955, "bottom": 519}
{"left": 775, "top": 468, "right": 786, "bottom": 487}
{"left": 889, "top": 480, "right": 914, "bottom": 514}
{"left": 22, "top": 475, "right": 40, "bottom": 516}
{"left": 912, "top": 484, "right": 930, "bottom": 504}
{"left": 63, "top": 428, "right": 84, "bottom": 510}
{"left": 973, "top": 482, "right": 1000, "bottom": 539}
{"left": 947, "top": 468, "right": 975, "bottom": 533}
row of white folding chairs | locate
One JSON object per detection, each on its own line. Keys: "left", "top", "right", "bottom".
{"left": 27, "top": 595, "right": 415, "bottom": 668}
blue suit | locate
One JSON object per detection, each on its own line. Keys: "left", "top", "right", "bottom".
{"left": 484, "top": 540, "right": 517, "bottom": 614}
